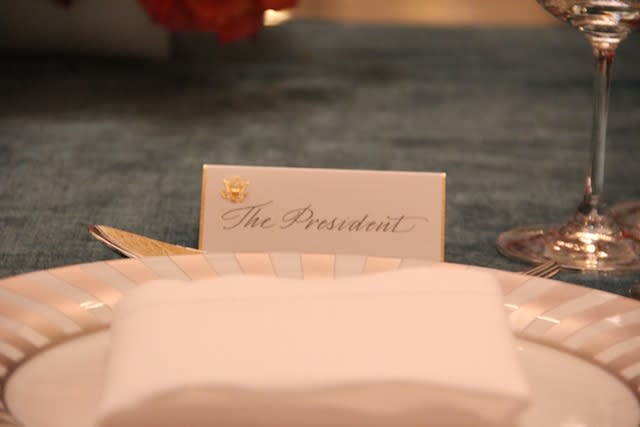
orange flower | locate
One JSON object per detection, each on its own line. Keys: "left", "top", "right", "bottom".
{"left": 137, "top": 0, "right": 298, "bottom": 43}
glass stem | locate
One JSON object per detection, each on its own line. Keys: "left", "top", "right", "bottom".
{"left": 581, "top": 47, "right": 615, "bottom": 215}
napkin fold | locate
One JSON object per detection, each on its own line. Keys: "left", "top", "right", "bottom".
{"left": 96, "top": 266, "right": 529, "bottom": 427}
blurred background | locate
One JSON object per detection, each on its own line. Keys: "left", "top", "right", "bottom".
{"left": 293, "top": 0, "right": 557, "bottom": 25}
{"left": 0, "top": 0, "right": 560, "bottom": 61}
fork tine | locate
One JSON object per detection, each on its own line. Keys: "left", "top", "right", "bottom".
{"left": 538, "top": 263, "right": 561, "bottom": 278}
{"left": 538, "top": 261, "right": 560, "bottom": 278}
{"left": 540, "top": 262, "right": 559, "bottom": 278}
{"left": 522, "top": 261, "right": 549, "bottom": 276}
{"left": 523, "top": 260, "right": 560, "bottom": 278}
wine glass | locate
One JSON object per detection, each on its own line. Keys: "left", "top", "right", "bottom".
{"left": 497, "top": 0, "right": 640, "bottom": 272}
{"left": 611, "top": 201, "right": 640, "bottom": 239}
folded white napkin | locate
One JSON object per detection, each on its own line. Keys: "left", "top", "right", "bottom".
{"left": 96, "top": 266, "right": 529, "bottom": 427}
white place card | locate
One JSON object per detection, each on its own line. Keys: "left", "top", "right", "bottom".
{"left": 199, "top": 165, "right": 446, "bottom": 260}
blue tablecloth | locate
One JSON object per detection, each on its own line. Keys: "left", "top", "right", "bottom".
{"left": 1, "top": 20, "right": 639, "bottom": 294}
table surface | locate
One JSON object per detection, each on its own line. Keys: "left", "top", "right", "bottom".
{"left": 1, "top": 19, "right": 639, "bottom": 295}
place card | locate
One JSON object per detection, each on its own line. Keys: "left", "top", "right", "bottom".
{"left": 199, "top": 165, "right": 446, "bottom": 260}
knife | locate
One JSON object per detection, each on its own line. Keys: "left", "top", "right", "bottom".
{"left": 88, "top": 225, "right": 203, "bottom": 258}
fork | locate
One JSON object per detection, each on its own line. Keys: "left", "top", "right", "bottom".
{"left": 522, "top": 260, "right": 561, "bottom": 278}
{"left": 522, "top": 260, "right": 638, "bottom": 299}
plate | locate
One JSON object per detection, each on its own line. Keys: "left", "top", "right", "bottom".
{"left": 0, "top": 253, "right": 638, "bottom": 427}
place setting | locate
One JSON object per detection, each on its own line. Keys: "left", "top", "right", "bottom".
{"left": 0, "top": 160, "right": 639, "bottom": 427}
{"left": 2, "top": 0, "right": 640, "bottom": 427}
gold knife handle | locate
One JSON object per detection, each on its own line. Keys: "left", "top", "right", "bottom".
{"left": 88, "top": 225, "right": 203, "bottom": 258}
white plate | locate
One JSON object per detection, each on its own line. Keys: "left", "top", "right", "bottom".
{"left": 0, "top": 253, "right": 638, "bottom": 427}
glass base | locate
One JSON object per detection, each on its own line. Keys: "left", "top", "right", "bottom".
{"left": 610, "top": 201, "right": 640, "bottom": 240}
{"left": 497, "top": 210, "right": 640, "bottom": 273}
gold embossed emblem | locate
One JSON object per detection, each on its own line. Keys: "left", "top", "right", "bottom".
{"left": 221, "top": 176, "right": 249, "bottom": 203}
